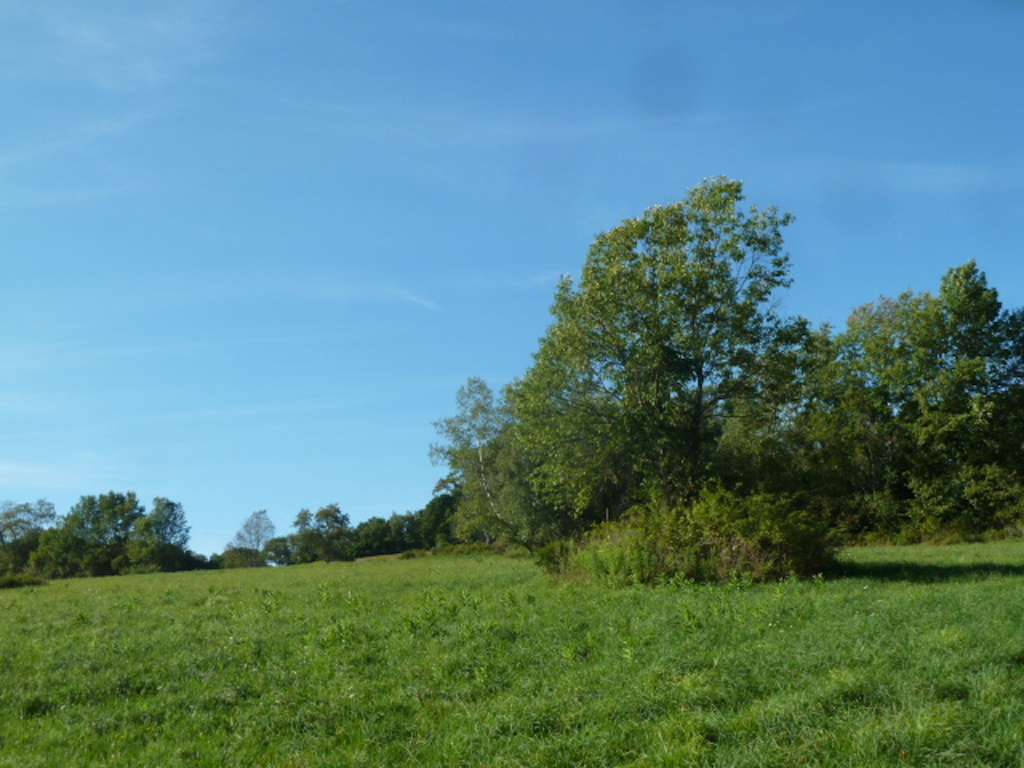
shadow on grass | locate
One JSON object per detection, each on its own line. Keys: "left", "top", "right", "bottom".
{"left": 833, "top": 560, "right": 1024, "bottom": 583}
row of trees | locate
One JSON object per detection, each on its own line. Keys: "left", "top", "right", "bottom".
{"left": 431, "top": 178, "right": 1024, "bottom": 581}
{"left": 2, "top": 493, "right": 205, "bottom": 578}
{"left": 225, "top": 494, "right": 459, "bottom": 567}
{"left": 1, "top": 492, "right": 460, "bottom": 579}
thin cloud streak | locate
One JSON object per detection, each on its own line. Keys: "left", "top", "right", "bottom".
{"left": 18, "top": 1, "right": 232, "bottom": 91}
{"left": 145, "top": 396, "right": 378, "bottom": 426}
{"left": 273, "top": 94, "right": 694, "bottom": 148}
{"left": 311, "top": 281, "right": 440, "bottom": 311}
{"left": 455, "top": 271, "right": 564, "bottom": 293}
{"left": 0, "top": 111, "right": 156, "bottom": 170}
{"left": 0, "top": 179, "right": 136, "bottom": 209}
{"left": 876, "top": 161, "right": 1022, "bottom": 195}
{"left": 385, "top": 286, "right": 440, "bottom": 311}
{"left": 0, "top": 109, "right": 159, "bottom": 207}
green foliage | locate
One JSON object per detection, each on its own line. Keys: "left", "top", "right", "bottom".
{"left": 512, "top": 177, "right": 796, "bottom": 518}
{"left": 221, "top": 546, "right": 266, "bottom": 568}
{"left": 0, "top": 499, "right": 54, "bottom": 575}
{"left": 293, "top": 504, "right": 355, "bottom": 562}
{"left": 58, "top": 492, "right": 145, "bottom": 576}
{"left": 350, "top": 510, "right": 434, "bottom": 557}
{"left": 432, "top": 186, "right": 1024, "bottom": 577}
{"left": 431, "top": 377, "right": 506, "bottom": 528}
{"left": 230, "top": 510, "right": 275, "bottom": 557}
{"left": 564, "top": 488, "right": 836, "bottom": 585}
{"left": 418, "top": 491, "right": 457, "bottom": 547}
{"left": 27, "top": 492, "right": 201, "bottom": 579}
{"left": 352, "top": 515, "right": 398, "bottom": 556}
{"left": 796, "top": 260, "right": 1024, "bottom": 537}
{"left": 432, "top": 378, "right": 562, "bottom": 550}
{"left": 263, "top": 536, "right": 296, "bottom": 566}
{"left": 907, "top": 464, "right": 1024, "bottom": 540}
{"left": 126, "top": 498, "right": 193, "bottom": 572}
{"left": 0, "top": 572, "right": 46, "bottom": 589}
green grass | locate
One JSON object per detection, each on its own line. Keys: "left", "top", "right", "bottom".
{"left": 4, "top": 544, "right": 1024, "bottom": 766}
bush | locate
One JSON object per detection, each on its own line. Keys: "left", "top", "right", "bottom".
{"left": 397, "top": 549, "right": 433, "bottom": 560}
{"left": 561, "top": 487, "right": 836, "bottom": 585}
{"left": 907, "top": 464, "right": 1024, "bottom": 540}
{"left": 534, "top": 540, "right": 575, "bottom": 574}
{"left": 432, "top": 541, "right": 529, "bottom": 557}
{"left": 0, "top": 573, "right": 47, "bottom": 589}
{"left": 221, "top": 547, "right": 266, "bottom": 568}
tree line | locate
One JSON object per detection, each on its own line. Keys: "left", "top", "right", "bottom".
{"left": 6, "top": 178, "right": 1022, "bottom": 584}
{"left": 0, "top": 492, "right": 461, "bottom": 580}
{"left": 430, "top": 177, "right": 1024, "bottom": 582}
{"left": 223, "top": 495, "right": 459, "bottom": 567}
{"left": 1, "top": 494, "right": 204, "bottom": 579}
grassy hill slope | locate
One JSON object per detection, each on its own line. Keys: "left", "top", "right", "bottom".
{"left": 4, "top": 543, "right": 1024, "bottom": 766}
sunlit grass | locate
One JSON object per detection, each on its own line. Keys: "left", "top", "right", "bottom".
{"left": 4, "top": 545, "right": 1024, "bottom": 766}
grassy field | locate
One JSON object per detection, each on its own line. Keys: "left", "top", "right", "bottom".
{"left": 4, "top": 543, "right": 1024, "bottom": 767}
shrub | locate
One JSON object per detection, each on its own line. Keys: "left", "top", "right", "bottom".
{"left": 907, "top": 464, "right": 1024, "bottom": 541}
{"left": 433, "top": 541, "right": 529, "bottom": 557}
{"left": 0, "top": 573, "right": 47, "bottom": 589}
{"left": 534, "top": 540, "right": 575, "bottom": 575}
{"left": 221, "top": 547, "right": 266, "bottom": 568}
{"left": 563, "top": 487, "right": 836, "bottom": 585}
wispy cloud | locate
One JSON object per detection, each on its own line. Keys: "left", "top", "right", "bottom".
{"left": 0, "top": 2, "right": 232, "bottom": 206}
{"left": 10, "top": 1, "right": 233, "bottom": 92}
{"left": 0, "top": 178, "right": 136, "bottom": 209}
{"left": 142, "top": 394, "right": 377, "bottom": 427}
{"left": 0, "top": 108, "right": 155, "bottom": 207}
{"left": 456, "top": 271, "right": 564, "bottom": 292}
{"left": 0, "top": 111, "right": 155, "bottom": 170}
{"left": 0, "top": 342, "right": 70, "bottom": 374}
{"left": 312, "top": 281, "right": 440, "bottom": 311}
{"left": 274, "top": 93, "right": 686, "bottom": 150}
{"left": 875, "top": 162, "right": 1021, "bottom": 195}
{"left": 383, "top": 286, "right": 440, "bottom": 311}
{"left": 822, "top": 160, "right": 1023, "bottom": 198}
{"left": 0, "top": 339, "right": 226, "bottom": 375}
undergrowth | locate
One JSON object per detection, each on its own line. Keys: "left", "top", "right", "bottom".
{"left": 0, "top": 573, "right": 46, "bottom": 589}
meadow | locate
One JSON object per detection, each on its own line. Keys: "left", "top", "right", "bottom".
{"left": 4, "top": 543, "right": 1024, "bottom": 767}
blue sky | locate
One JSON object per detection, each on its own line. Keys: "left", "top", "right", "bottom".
{"left": 3, "top": 0, "right": 1024, "bottom": 555}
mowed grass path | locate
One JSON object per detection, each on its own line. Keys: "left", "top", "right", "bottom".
{"left": 4, "top": 543, "right": 1024, "bottom": 767}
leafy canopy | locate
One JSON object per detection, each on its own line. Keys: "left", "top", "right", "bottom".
{"left": 511, "top": 177, "right": 796, "bottom": 516}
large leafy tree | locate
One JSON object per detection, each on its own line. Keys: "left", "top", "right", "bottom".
{"left": 32, "top": 492, "right": 146, "bottom": 577}
{"left": 353, "top": 516, "right": 396, "bottom": 557}
{"left": 796, "top": 261, "right": 1024, "bottom": 535}
{"left": 431, "top": 377, "right": 506, "bottom": 524}
{"left": 126, "top": 498, "right": 192, "bottom": 571}
{"left": 712, "top": 318, "right": 823, "bottom": 495}
{"left": 225, "top": 510, "right": 276, "bottom": 567}
{"left": 511, "top": 177, "right": 797, "bottom": 518}
{"left": 0, "top": 499, "right": 56, "bottom": 574}
{"left": 432, "top": 378, "right": 562, "bottom": 549}
{"left": 419, "top": 491, "right": 458, "bottom": 547}
{"left": 899, "top": 262, "right": 1024, "bottom": 532}
{"left": 231, "top": 509, "right": 275, "bottom": 552}
{"left": 310, "top": 504, "right": 354, "bottom": 562}
{"left": 291, "top": 509, "right": 318, "bottom": 563}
